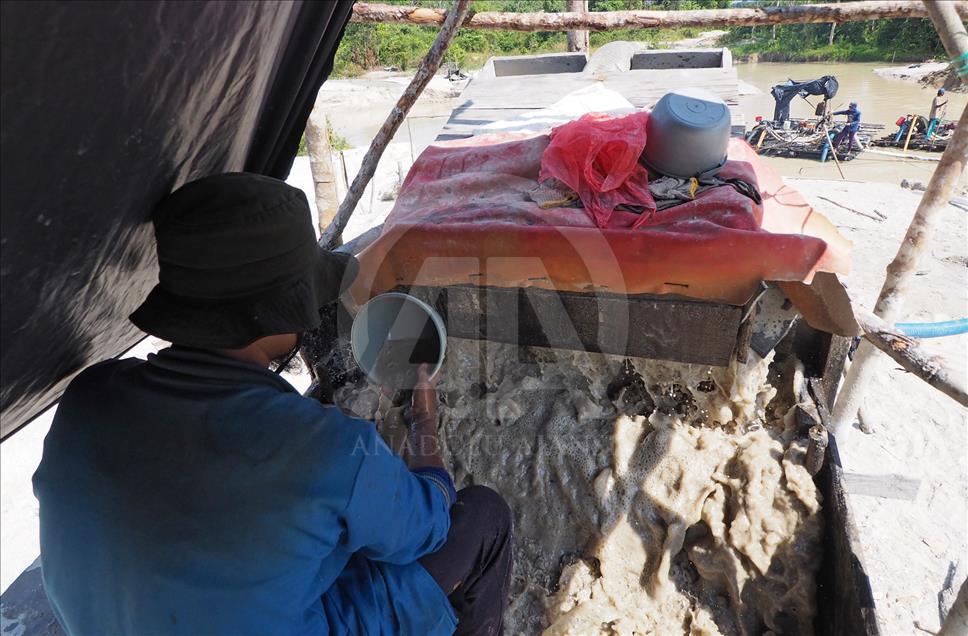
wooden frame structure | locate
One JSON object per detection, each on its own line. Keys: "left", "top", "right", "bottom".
{"left": 322, "top": 0, "right": 968, "bottom": 414}
{"left": 350, "top": 1, "right": 968, "bottom": 30}
{"left": 313, "top": 4, "right": 968, "bottom": 630}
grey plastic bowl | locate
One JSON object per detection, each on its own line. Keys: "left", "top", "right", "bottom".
{"left": 642, "top": 88, "right": 730, "bottom": 179}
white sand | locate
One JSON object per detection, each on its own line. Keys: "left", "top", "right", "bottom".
{"left": 874, "top": 62, "right": 951, "bottom": 83}
{"left": 791, "top": 179, "right": 967, "bottom": 635}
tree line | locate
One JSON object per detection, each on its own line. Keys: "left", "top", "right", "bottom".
{"left": 332, "top": 0, "right": 948, "bottom": 75}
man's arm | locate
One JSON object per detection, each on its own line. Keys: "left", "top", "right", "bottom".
{"left": 406, "top": 365, "right": 445, "bottom": 470}
{"left": 336, "top": 365, "right": 455, "bottom": 564}
{"left": 338, "top": 423, "right": 453, "bottom": 564}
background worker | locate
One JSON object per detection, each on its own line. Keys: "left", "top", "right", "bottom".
{"left": 927, "top": 88, "right": 948, "bottom": 139}
{"left": 831, "top": 101, "right": 862, "bottom": 152}
{"left": 33, "top": 173, "right": 513, "bottom": 636}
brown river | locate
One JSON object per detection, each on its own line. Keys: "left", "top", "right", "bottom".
{"left": 322, "top": 60, "right": 966, "bottom": 187}
{"left": 735, "top": 61, "right": 966, "bottom": 185}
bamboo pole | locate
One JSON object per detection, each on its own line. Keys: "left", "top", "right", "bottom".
{"left": 901, "top": 114, "right": 916, "bottom": 153}
{"left": 320, "top": 0, "right": 472, "bottom": 249}
{"left": 821, "top": 122, "right": 847, "bottom": 180}
{"left": 756, "top": 127, "right": 768, "bottom": 148}
{"left": 831, "top": 0, "right": 968, "bottom": 436}
{"left": 350, "top": 1, "right": 968, "bottom": 31}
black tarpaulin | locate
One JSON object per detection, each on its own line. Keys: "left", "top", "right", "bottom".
{"left": 0, "top": 0, "right": 353, "bottom": 439}
{"left": 771, "top": 75, "right": 840, "bottom": 123}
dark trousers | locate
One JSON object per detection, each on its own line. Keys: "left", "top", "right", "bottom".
{"left": 832, "top": 127, "right": 859, "bottom": 151}
{"left": 419, "top": 486, "right": 513, "bottom": 636}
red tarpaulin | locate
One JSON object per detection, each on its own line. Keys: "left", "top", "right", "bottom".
{"left": 352, "top": 132, "right": 851, "bottom": 312}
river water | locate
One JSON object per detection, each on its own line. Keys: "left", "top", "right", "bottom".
{"left": 321, "top": 60, "right": 965, "bottom": 188}
{"left": 734, "top": 61, "right": 966, "bottom": 185}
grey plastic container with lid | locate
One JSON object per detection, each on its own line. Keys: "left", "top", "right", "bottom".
{"left": 642, "top": 88, "right": 731, "bottom": 179}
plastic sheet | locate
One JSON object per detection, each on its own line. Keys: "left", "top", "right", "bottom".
{"left": 539, "top": 111, "right": 655, "bottom": 227}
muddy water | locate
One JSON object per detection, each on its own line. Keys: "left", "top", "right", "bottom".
{"left": 320, "top": 62, "right": 965, "bottom": 187}
{"left": 734, "top": 62, "right": 967, "bottom": 185}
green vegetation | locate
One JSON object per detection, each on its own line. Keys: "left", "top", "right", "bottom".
{"left": 724, "top": 10, "right": 946, "bottom": 63}
{"left": 295, "top": 118, "right": 349, "bottom": 156}
{"left": 326, "top": 117, "right": 350, "bottom": 152}
{"left": 333, "top": 0, "right": 731, "bottom": 76}
{"left": 332, "top": 0, "right": 947, "bottom": 77}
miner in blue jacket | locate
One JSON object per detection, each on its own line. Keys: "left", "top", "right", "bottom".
{"left": 831, "top": 101, "right": 862, "bottom": 152}
{"left": 33, "top": 173, "right": 513, "bottom": 635}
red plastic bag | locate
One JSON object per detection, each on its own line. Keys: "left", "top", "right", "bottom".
{"left": 538, "top": 111, "right": 655, "bottom": 228}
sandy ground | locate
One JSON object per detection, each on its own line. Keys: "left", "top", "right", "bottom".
{"left": 793, "top": 180, "right": 968, "bottom": 635}
{"left": 874, "top": 62, "right": 950, "bottom": 83}
{"left": 314, "top": 73, "right": 465, "bottom": 150}
{"left": 669, "top": 30, "right": 728, "bottom": 49}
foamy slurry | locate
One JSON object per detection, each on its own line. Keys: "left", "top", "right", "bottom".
{"left": 332, "top": 337, "right": 821, "bottom": 635}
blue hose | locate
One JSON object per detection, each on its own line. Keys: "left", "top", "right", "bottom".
{"left": 895, "top": 318, "right": 968, "bottom": 338}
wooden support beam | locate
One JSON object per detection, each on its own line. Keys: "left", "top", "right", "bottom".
{"left": 320, "top": 0, "right": 472, "bottom": 249}
{"left": 939, "top": 578, "right": 968, "bottom": 636}
{"left": 853, "top": 307, "right": 968, "bottom": 408}
{"left": 831, "top": 0, "right": 968, "bottom": 436}
{"left": 566, "top": 0, "right": 589, "bottom": 53}
{"left": 304, "top": 117, "right": 339, "bottom": 238}
{"left": 926, "top": 0, "right": 968, "bottom": 81}
{"left": 350, "top": 1, "right": 968, "bottom": 31}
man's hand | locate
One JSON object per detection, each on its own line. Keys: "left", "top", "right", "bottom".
{"left": 412, "top": 364, "right": 438, "bottom": 426}
{"left": 406, "top": 364, "right": 445, "bottom": 470}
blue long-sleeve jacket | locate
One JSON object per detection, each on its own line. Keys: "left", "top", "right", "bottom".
{"left": 33, "top": 347, "right": 457, "bottom": 635}
{"left": 833, "top": 107, "right": 861, "bottom": 132}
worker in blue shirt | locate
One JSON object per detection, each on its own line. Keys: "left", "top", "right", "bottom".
{"left": 831, "top": 102, "right": 862, "bottom": 152}
{"left": 33, "top": 173, "right": 513, "bottom": 635}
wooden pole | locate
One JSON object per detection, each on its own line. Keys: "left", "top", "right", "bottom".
{"left": 320, "top": 0, "right": 472, "bottom": 249}
{"left": 925, "top": 0, "right": 968, "bottom": 81}
{"left": 821, "top": 122, "right": 847, "bottom": 180}
{"left": 901, "top": 114, "right": 916, "bottom": 153}
{"left": 828, "top": 0, "right": 838, "bottom": 45}
{"left": 833, "top": 103, "right": 968, "bottom": 435}
{"left": 304, "top": 116, "right": 340, "bottom": 238}
{"left": 853, "top": 308, "right": 968, "bottom": 408}
{"left": 805, "top": 424, "right": 828, "bottom": 475}
{"left": 939, "top": 579, "right": 968, "bottom": 636}
{"left": 350, "top": 1, "right": 968, "bottom": 31}
{"left": 566, "top": 0, "right": 589, "bottom": 53}
{"left": 831, "top": 0, "right": 968, "bottom": 436}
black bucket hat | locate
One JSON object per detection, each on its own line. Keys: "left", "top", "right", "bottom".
{"left": 130, "top": 173, "right": 358, "bottom": 349}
